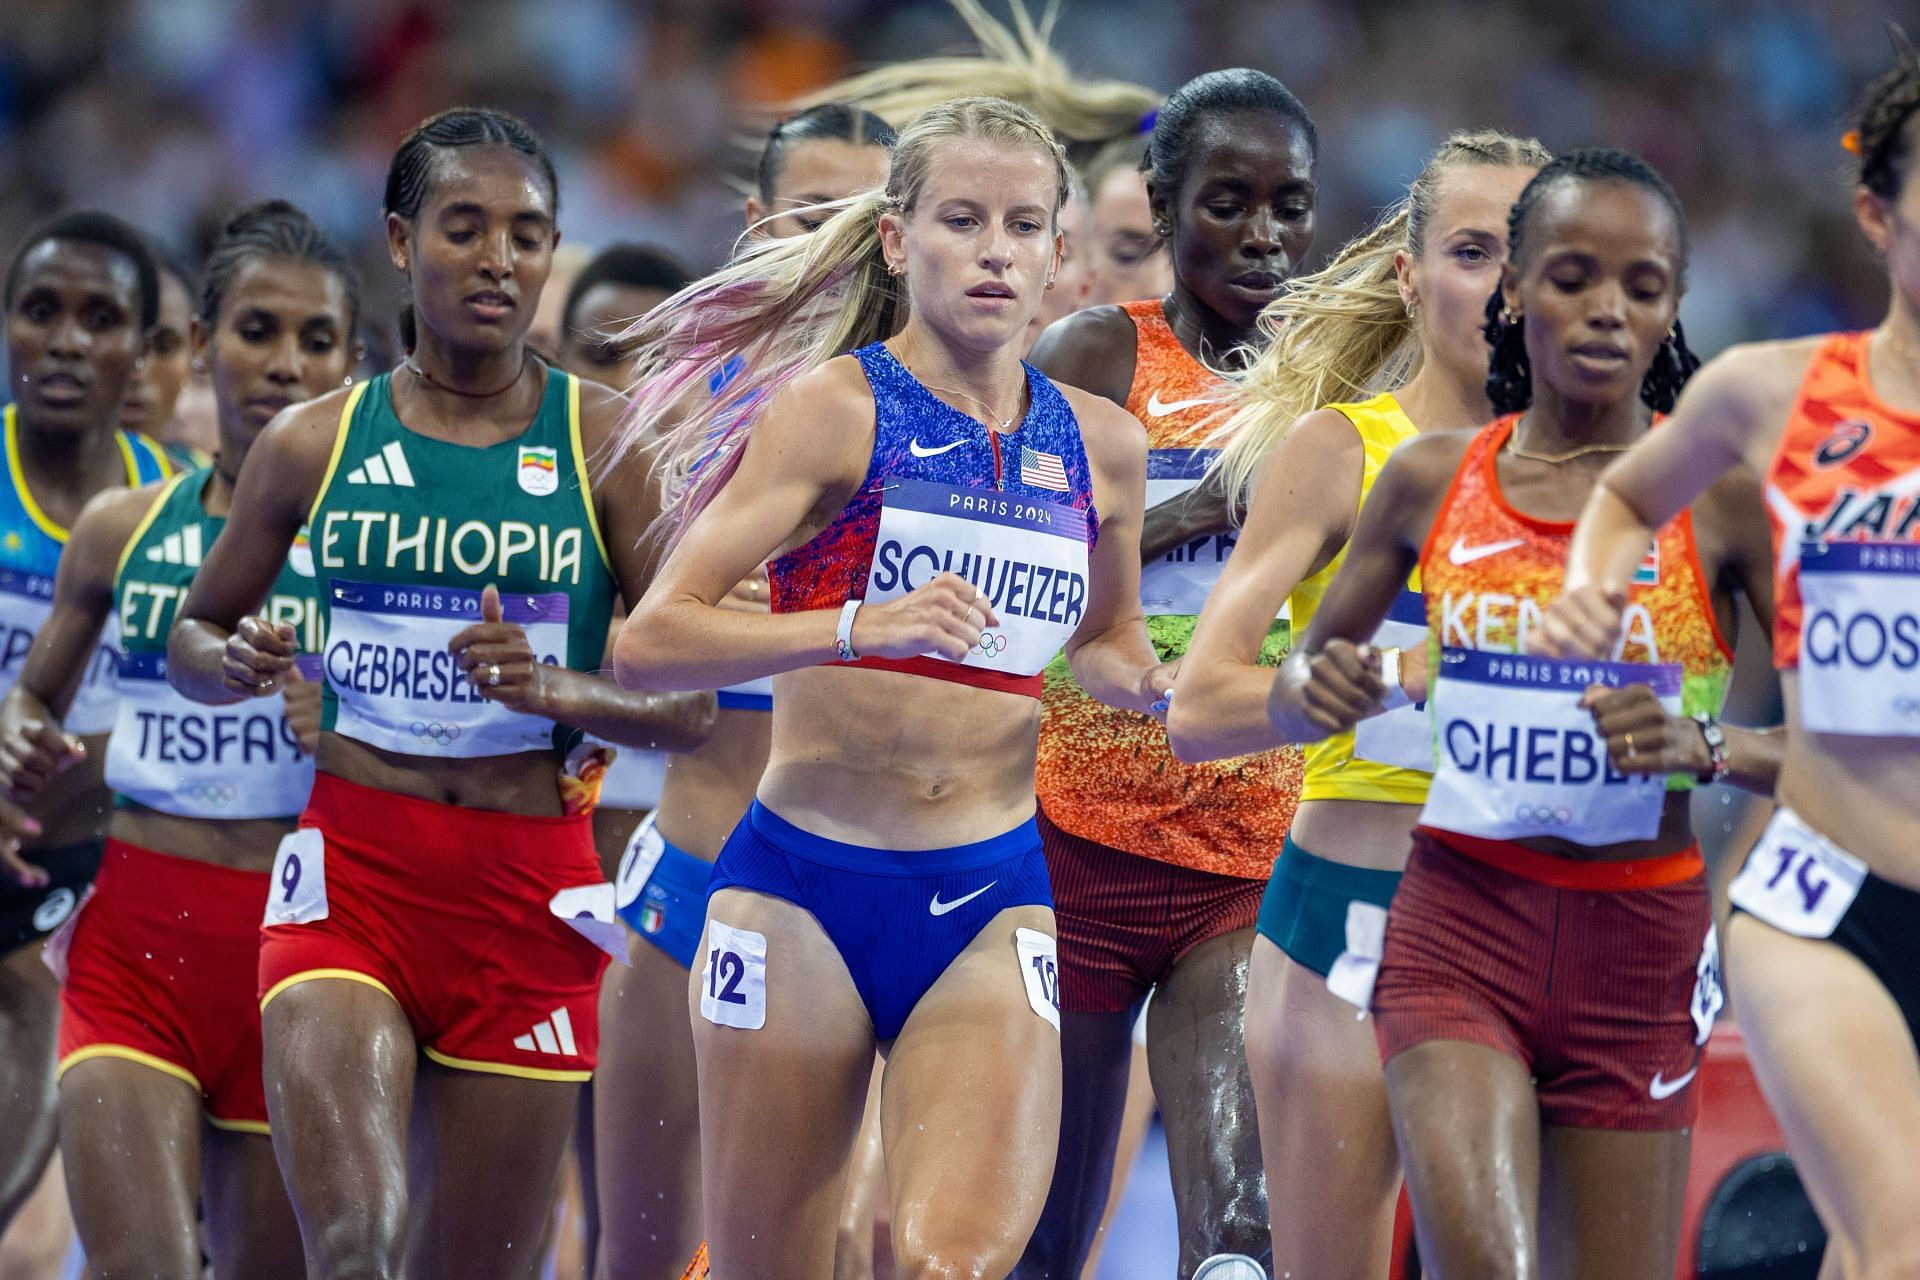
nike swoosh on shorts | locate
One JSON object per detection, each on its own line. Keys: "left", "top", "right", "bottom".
{"left": 1648, "top": 1065, "right": 1698, "bottom": 1100}
{"left": 928, "top": 881, "right": 997, "bottom": 916}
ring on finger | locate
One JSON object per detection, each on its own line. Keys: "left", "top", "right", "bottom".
{"left": 488, "top": 663, "right": 502, "bottom": 687}
{"left": 1624, "top": 731, "right": 1636, "bottom": 759}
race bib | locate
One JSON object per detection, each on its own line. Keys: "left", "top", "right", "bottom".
{"left": 1352, "top": 588, "right": 1432, "bottom": 773}
{"left": 323, "top": 579, "right": 569, "bottom": 757}
{"left": 1420, "top": 648, "right": 1678, "bottom": 845}
{"left": 265, "top": 827, "right": 328, "bottom": 926}
{"left": 614, "top": 813, "right": 667, "bottom": 913}
{"left": 1014, "top": 927, "right": 1062, "bottom": 1031}
{"left": 596, "top": 742, "right": 666, "bottom": 810}
{"left": 1797, "top": 542, "right": 1920, "bottom": 735}
{"left": 699, "top": 919, "right": 768, "bottom": 1030}
{"left": 1728, "top": 807, "right": 1867, "bottom": 939}
{"left": 864, "top": 479, "right": 1091, "bottom": 677}
{"left": 549, "top": 881, "right": 627, "bottom": 962}
{"left": 105, "top": 652, "right": 315, "bottom": 819}
{"left": 0, "top": 569, "right": 120, "bottom": 734}
{"left": 1139, "top": 449, "right": 1239, "bottom": 617}
{"left": 1325, "top": 900, "right": 1388, "bottom": 1014}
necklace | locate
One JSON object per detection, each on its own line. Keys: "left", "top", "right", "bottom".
{"left": 404, "top": 350, "right": 530, "bottom": 400}
{"left": 890, "top": 340, "right": 1020, "bottom": 433}
{"left": 1504, "top": 437, "right": 1637, "bottom": 464}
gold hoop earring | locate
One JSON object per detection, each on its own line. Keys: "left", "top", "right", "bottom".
{"left": 1500, "top": 307, "right": 1519, "bottom": 325}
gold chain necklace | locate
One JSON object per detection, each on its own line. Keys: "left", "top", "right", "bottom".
{"left": 1504, "top": 439, "right": 1637, "bottom": 464}
{"left": 889, "top": 339, "right": 1019, "bottom": 433}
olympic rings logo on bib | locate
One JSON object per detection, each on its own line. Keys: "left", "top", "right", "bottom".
{"left": 183, "top": 781, "right": 240, "bottom": 808}
{"left": 1513, "top": 803, "right": 1575, "bottom": 826}
{"left": 410, "top": 721, "right": 463, "bottom": 747}
{"left": 974, "top": 632, "right": 1009, "bottom": 659}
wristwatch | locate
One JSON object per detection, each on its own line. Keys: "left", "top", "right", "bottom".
{"left": 1691, "top": 712, "right": 1730, "bottom": 784}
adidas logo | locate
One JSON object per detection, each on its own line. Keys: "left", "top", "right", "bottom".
{"left": 346, "top": 441, "right": 415, "bottom": 487}
{"left": 513, "top": 1007, "right": 578, "bottom": 1057}
{"left": 144, "top": 525, "right": 204, "bottom": 567}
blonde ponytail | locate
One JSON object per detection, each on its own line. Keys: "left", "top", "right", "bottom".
{"left": 1211, "top": 128, "right": 1552, "bottom": 520}
{"left": 787, "top": 0, "right": 1158, "bottom": 151}
{"left": 610, "top": 97, "right": 1072, "bottom": 543}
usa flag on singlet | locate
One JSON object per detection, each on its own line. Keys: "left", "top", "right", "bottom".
{"left": 1021, "top": 446, "right": 1069, "bottom": 492}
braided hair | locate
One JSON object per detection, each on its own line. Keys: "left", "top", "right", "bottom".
{"left": 1853, "top": 38, "right": 1920, "bottom": 199}
{"left": 383, "top": 107, "right": 557, "bottom": 221}
{"left": 1482, "top": 147, "right": 1699, "bottom": 415}
{"left": 201, "top": 200, "right": 360, "bottom": 330}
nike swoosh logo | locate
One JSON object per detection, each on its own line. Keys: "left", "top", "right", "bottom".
{"left": 909, "top": 438, "right": 966, "bottom": 458}
{"left": 1447, "top": 536, "right": 1526, "bottom": 566}
{"left": 928, "top": 881, "right": 997, "bottom": 916}
{"left": 1648, "top": 1066, "right": 1698, "bottom": 1100}
{"left": 1145, "top": 391, "right": 1213, "bottom": 418}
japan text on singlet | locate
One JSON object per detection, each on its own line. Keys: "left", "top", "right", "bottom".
{"left": 1766, "top": 332, "right": 1920, "bottom": 735}
{"left": 1292, "top": 393, "right": 1431, "bottom": 804}
{"left": 0, "top": 404, "right": 172, "bottom": 735}
{"left": 766, "top": 343, "right": 1098, "bottom": 698}
{"left": 308, "top": 369, "right": 616, "bottom": 757}
{"left": 1418, "top": 416, "right": 1732, "bottom": 845}
{"left": 106, "top": 469, "right": 323, "bottom": 818}
{"left": 1034, "top": 301, "right": 1299, "bottom": 879}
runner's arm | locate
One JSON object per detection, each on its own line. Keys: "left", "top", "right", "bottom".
{"left": 1060, "top": 390, "right": 1171, "bottom": 716}
{"left": 1170, "top": 409, "right": 1365, "bottom": 761}
{"left": 169, "top": 397, "right": 335, "bottom": 704}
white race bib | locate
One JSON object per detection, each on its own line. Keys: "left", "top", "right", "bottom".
{"left": 0, "top": 568, "right": 120, "bottom": 734}
{"left": 1797, "top": 541, "right": 1920, "bottom": 735}
{"left": 596, "top": 743, "right": 666, "bottom": 810}
{"left": 1325, "top": 900, "right": 1388, "bottom": 1014}
{"left": 864, "top": 479, "right": 1091, "bottom": 677}
{"left": 1420, "top": 648, "right": 1678, "bottom": 845}
{"left": 1352, "top": 589, "right": 1433, "bottom": 772}
{"left": 1728, "top": 807, "right": 1867, "bottom": 939}
{"left": 699, "top": 919, "right": 768, "bottom": 1030}
{"left": 265, "top": 827, "right": 328, "bottom": 926}
{"left": 1015, "top": 926, "right": 1062, "bottom": 1031}
{"left": 323, "top": 579, "right": 569, "bottom": 757}
{"left": 105, "top": 652, "right": 316, "bottom": 819}
{"left": 1139, "top": 448, "right": 1243, "bottom": 617}
{"left": 614, "top": 812, "right": 666, "bottom": 913}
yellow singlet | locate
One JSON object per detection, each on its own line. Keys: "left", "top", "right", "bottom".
{"left": 1290, "top": 392, "right": 1431, "bottom": 805}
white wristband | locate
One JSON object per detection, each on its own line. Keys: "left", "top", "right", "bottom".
{"left": 834, "top": 599, "right": 863, "bottom": 662}
{"left": 1378, "top": 646, "right": 1413, "bottom": 711}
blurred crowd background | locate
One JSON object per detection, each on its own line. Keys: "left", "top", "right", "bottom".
{"left": 0, "top": 0, "right": 1905, "bottom": 364}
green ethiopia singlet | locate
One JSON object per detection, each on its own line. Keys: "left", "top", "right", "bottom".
{"left": 105, "top": 467, "right": 323, "bottom": 818}
{"left": 309, "top": 367, "right": 616, "bottom": 757}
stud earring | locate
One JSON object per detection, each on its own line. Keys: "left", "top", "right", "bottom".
{"left": 191, "top": 356, "right": 208, "bottom": 375}
{"left": 1500, "top": 307, "right": 1519, "bottom": 325}
{"left": 343, "top": 374, "right": 355, "bottom": 387}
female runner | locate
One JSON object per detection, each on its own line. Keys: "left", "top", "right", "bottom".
{"left": 591, "top": 104, "right": 894, "bottom": 1280}
{"left": 1081, "top": 134, "right": 1174, "bottom": 309}
{"left": 1270, "top": 149, "right": 1778, "bottom": 1278}
{"left": 0, "top": 212, "right": 172, "bottom": 1232}
{"left": 165, "top": 108, "right": 711, "bottom": 1279}
{"left": 0, "top": 199, "right": 359, "bottom": 1279}
{"left": 1169, "top": 129, "right": 1548, "bottom": 1279}
{"left": 1016, "top": 68, "right": 1315, "bottom": 1278}
{"left": 1537, "top": 55, "right": 1920, "bottom": 1278}
{"left": 613, "top": 96, "right": 1171, "bottom": 1280}
{"left": 117, "top": 251, "right": 200, "bottom": 464}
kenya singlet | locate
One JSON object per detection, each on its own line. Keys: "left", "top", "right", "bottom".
{"left": 1419, "top": 416, "right": 1731, "bottom": 844}
{"left": 1034, "top": 300, "right": 1300, "bottom": 879}
{"left": 0, "top": 404, "right": 172, "bottom": 734}
{"left": 308, "top": 368, "right": 615, "bottom": 756}
{"left": 106, "top": 468, "right": 323, "bottom": 818}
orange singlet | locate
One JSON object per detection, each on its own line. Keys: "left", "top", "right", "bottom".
{"left": 1033, "top": 300, "right": 1300, "bottom": 880}
{"left": 1765, "top": 331, "right": 1920, "bottom": 669}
